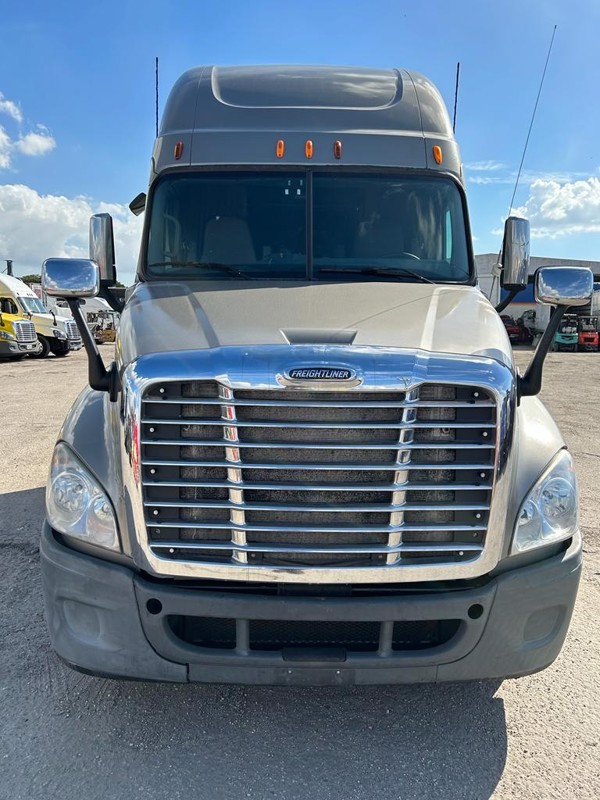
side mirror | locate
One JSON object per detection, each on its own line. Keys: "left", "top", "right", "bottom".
{"left": 90, "top": 213, "right": 116, "bottom": 284}
{"left": 501, "top": 216, "right": 530, "bottom": 289}
{"left": 129, "top": 192, "right": 146, "bottom": 216}
{"left": 42, "top": 258, "right": 100, "bottom": 298}
{"left": 535, "top": 266, "right": 594, "bottom": 307}
{"left": 519, "top": 265, "right": 594, "bottom": 401}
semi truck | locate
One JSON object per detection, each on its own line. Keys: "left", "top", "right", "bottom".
{"left": 0, "top": 274, "right": 82, "bottom": 357}
{"left": 0, "top": 310, "right": 41, "bottom": 358}
{"left": 40, "top": 65, "right": 593, "bottom": 684}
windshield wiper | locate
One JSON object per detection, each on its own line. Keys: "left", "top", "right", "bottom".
{"left": 318, "top": 266, "right": 435, "bottom": 284}
{"left": 147, "top": 261, "right": 253, "bottom": 280}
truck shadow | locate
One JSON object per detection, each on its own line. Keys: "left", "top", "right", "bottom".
{"left": 1, "top": 485, "right": 507, "bottom": 800}
{"left": 53, "top": 656, "right": 507, "bottom": 799}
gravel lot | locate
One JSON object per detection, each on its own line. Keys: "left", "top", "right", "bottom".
{"left": 1, "top": 347, "right": 599, "bottom": 800}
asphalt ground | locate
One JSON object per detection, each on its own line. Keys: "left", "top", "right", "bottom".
{"left": 1, "top": 347, "right": 599, "bottom": 800}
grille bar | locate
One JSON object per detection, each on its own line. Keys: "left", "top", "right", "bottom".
{"left": 151, "top": 541, "right": 484, "bottom": 554}
{"left": 142, "top": 438, "right": 495, "bottom": 450}
{"left": 143, "top": 480, "right": 493, "bottom": 491}
{"left": 143, "top": 418, "right": 496, "bottom": 430}
{"left": 150, "top": 521, "right": 488, "bottom": 533}
{"left": 145, "top": 500, "right": 490, "bottom": 513}
{"left": 143, "top": 397, "right": 494, "bottom": 409}
{"left": 142, "top": 459, "right": 494, "bottom": 471}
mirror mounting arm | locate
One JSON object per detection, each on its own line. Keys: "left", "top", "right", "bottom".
{"left": 517, "top": 305, "right": 567, "bottom": 402}
{"left": 98, "top": 281, "right": 124, "bottom": 313}
{"left": 67, "top": 298, "right": 120, "bottom": 402}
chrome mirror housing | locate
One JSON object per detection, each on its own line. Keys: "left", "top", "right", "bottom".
{"left": 42, "top": 258, "right": 100, "bottom": 298}
{"left": 535, "top": 266, "right": 594, "bottom": 307}
{"left": 501, "top": 216, "right": 530, "bottom": 289}
{"left": 90, "top": 213, "right": 116, "bottom": 283}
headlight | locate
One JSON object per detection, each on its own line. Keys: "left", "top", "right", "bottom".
{"left": 0, "top": 330, "right": 15, "bottom": 340}
{"left": 46, "top": 442, "right": 120, "bottom": 551}
{"left": 511, "top": 449, "right": 578, "bottom": 554}
{"left": 52, "top": 329, "right": 67, "bottom": 339}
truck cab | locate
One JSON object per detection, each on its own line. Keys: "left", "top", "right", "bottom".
{"left": 39, "top": 65, "right": 593, "bottom": 685}
{"left": 0, "top": 274, "right": 82, "bottom": 358}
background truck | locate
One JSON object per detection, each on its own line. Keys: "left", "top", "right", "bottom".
{"left": 0, "top": 274, "right": 82, "bottom": 358}
{"left": 40, "top": 65, "right": 592, "bottom": 685}
{"left": 0, "top": 310, "right": 41, "bottom": 358}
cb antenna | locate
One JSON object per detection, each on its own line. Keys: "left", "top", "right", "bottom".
{"left": 155, "top": 56, "right": 159, "bottom": 137}
{"left": 452, "top": 62, "right": 460, "bottom": 133}
{"left": 508, "top": 24, "right": 557, "bottom": 215}
{"left": 491, "top": 25, "right": 557, "bottom": 312}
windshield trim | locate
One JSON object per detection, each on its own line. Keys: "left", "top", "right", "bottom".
{"left": 138, "top": 166, "right": 476, "bottom": 286}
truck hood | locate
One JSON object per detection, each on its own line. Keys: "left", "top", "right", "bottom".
{"left": 118, "top": 281, "right": 513, "bottom": 367}
{"left": 30, "top": 312, "right": 71, "bottom": 330}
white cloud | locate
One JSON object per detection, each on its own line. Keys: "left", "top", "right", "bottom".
{"left": 465, "top": 160, "right": 505, "bottom": 172}
{"left": 0, "top": 126, "right": 11, "bottom": 169}
{"left": 0, "top": 184, "right": 143, "bottom": 285}
{"left": 0, "top": 92, "right": 22, "bottom": 124}
{"left": 511, "top": 177, "right": 600, "bottom": 238}
{"left": 0, "top": 91, "right": 55, "bottom": 168}
{"left": 468, "top": 168, "right": 593, "bottom": 186}
{"left": 14, "top": 127, "right": 55, "bottom": 157}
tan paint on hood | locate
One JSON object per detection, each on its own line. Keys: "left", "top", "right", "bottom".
{"left": 118, "top": 280, "right": 513, "bottom": 367}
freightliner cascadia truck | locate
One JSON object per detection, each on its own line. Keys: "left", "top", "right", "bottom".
{"left": 40, "top": 66, "right": 593, "bottom": 684}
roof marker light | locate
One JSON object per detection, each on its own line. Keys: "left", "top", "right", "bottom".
{"left": 174, "top": 141, "right": 184, "bottom": 160}
{"left": 334, "top": 140, "right": 342, "bottom": 159}
{"left": 276, "top": 139, "right": 285, "bottom": 158}
{"left": 305, "top": 139, "right": 313, "bottom": 159}
{"left": 432, "top": 145, "right": 443, "bottom": 165}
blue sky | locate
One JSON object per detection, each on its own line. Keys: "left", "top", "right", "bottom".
{"left": 1, "top": 0, "right": 599, "bottom": 284}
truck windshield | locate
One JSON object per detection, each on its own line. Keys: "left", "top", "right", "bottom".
{"left": 146, "top": 171, "right": 471, "bottom": 282}
{"left": 18, "top": 296, "right": 48, "bottom": 314}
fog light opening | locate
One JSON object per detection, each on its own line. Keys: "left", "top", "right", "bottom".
{"left": 468, "top": 603, "right": 484, "bottom": 620}
{"left": 146, "top": 598, "right": 163, "bottom": 615}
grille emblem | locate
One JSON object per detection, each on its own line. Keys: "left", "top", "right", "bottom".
{"left": 286, "top": 366, "right": 355, "bottom": 381}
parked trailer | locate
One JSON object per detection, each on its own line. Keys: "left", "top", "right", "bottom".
{"left": 40, "top": 65, "right": 592, "bottom": 685}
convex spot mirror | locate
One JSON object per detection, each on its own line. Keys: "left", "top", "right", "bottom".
{"left": 535, "top": 266, "right": 594, "bottom": 307}
{"left": 42, "top": 258, "right": 100, "bottom": 298}
{"left": 501, "top": 216, "right": 530, "bottom": 289}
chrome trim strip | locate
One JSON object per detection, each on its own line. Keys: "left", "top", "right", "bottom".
{"left": 144, "top": 500, "right": 490, "bottom": 513}
{"left": 142, "top": 418, "right": 496, "bottom": 429}
{"left": 140, "top": 438, "right": 495, "bottom": 450}
{"left": 143, "top": 397, "right": 495, "bottom": 408}
{"left": 120, "top": 344, "right": 514, "bottom": 584}
{"left": 141, "top": 458, "right": 494, "bottom": 471}
{"left": 150, "top": 541, "right": 484, "bottom": 554}
{"left": 143, "top": 480, "right": 493, "bottom": 492}
{"left": 149, "top": 521, "right": 488, "bottom": 533}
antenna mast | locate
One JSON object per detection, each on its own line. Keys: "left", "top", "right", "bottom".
{"left": 155, "top": 57, "right": 159, "bottom": 137}
{"left": 452, "top": 62, "right": 460, "bottom": 133}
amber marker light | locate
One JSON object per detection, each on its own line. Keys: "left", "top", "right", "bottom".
{"left": 334, "top": 140, "right": 342, "bottom": 159}
{"left": 276, "top": 139, "right": 285, "bottom": 158}
{"left": 432, "top": 145, "right": 443, "bottom": 165}
{"left": 174, "top": 141, "right": 184, "bottom": 160}
{"left": 305, "top": 139, "right": 314, "bottom": 159}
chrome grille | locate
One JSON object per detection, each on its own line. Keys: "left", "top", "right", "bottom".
{"left": 65, "top": 320, "right": 80, "bottom": 342}
{"left": 13, "top": 320, "right": 36, "bottom": 343}
{"left": 140, "top": 381, "right": 497, "bottom": 572}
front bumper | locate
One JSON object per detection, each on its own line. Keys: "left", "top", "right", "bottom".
{"left": 40, "top": 524, "right": 582, "bottom": 685}
{"left": 49, "top": 337, "right": 70, "bottom": 355}
{"left": 0, "top": 340, "right": 40, "bottom": 356}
